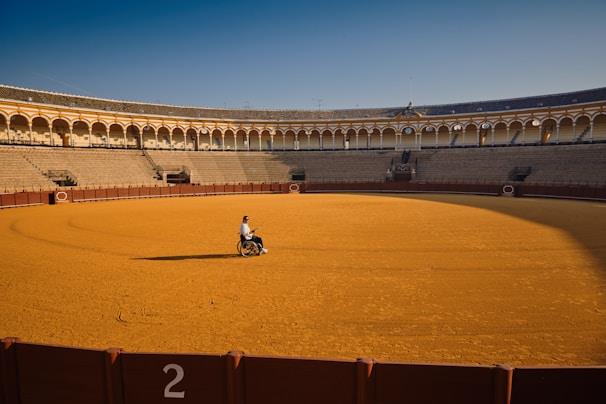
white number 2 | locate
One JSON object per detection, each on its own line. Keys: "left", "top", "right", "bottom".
{"left": 163, "top": 364, "right": 185, "bottom": 399}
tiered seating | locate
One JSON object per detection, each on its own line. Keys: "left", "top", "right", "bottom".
{"left": 148, "top": 151, "right": 399, "bottom": 184}
{"left": 18, "top": 147, "right": 162, "bottom": 187}
{"left": 409, "top": 144, "right": 606, "bottom": 186}
{"left": 0, "top": 148, "right": 56, "bottom": 192}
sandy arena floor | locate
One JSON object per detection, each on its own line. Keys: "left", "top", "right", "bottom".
{"left": 0, "top": 193, "right": 605, "bottom": 366}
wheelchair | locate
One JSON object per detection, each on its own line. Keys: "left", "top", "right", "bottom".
{"left": 236, "top": 237, "right": 261, "bottom": 257}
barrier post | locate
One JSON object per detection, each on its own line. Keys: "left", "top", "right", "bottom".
{"left": 226, "top": 351, "right": 244, "bottom": 404}
{"left": 0, "top": 338, "right": 20, "bottom": 404}
{"left": 104, "top": 348, "right": 123, "bottom": 404}
{"left": 356, "top": 358, "right": 375, "bottom": 404}
{"left": 493, "top": 364, "right": 512, "bottom": 404}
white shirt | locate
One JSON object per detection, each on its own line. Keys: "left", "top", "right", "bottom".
{"left": 240, "top": 222, "right": 252, "bottom": 240}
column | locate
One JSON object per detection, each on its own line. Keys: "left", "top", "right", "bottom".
{"left": 155, "top": 131, "right": 159, "bottom": 149}
{"left": 140, "top": 132, "right": 144, "bottom": 150}
{"left": 590, "top": 122, "right": 594, "bottom": 142}
{"left": 448, "top": 129, "right": 452, "bottom": 147}
{"left": 476, "top": 128, "right": 480, "bottom": 147}
{"left": 170, "top": 133, "right": 174, "bottom": 150}
{"left": 7, "top": 120, "right": 12, "bottom": 144}
{"left": 491, "top": 127, "right": 495, "bottom": 146}
{"left": 123, "top": 127, "right": 127, "bottom": 148}
{"left": 70, "top": 125, "right": 74, "bottom": 147}
{"left": 307, "top": 133, "right": 311, "bottom": 150}
{"left": 88, "top": 127, "right": 93, "bottom": 147}
{"left": 435, "top": 130, "right": 438, "bottom": 146}
{"left": 282, "top": 133, "right": 286, "bottom": 151}
{"left": 49, "top": 125, "right": 53, "bottom": 146}
{"left": 538, "top": 124, "right": 542, "bottom": 144}
{"left": 379, "top": 132, "right": 383, "bottom": 149}
{"left": 319, "top": 134, "right": 323, "bottom": 150}
{"left": 233, "top": 133, "right": 237, "bottom": 151}
{"left": 294, "top": 133, "right": 299, "bottom": 151}
{"left": 183, "top": 132, "right": 187, "bottom": 150}
{"left": 106, "top": 128, "right": 110, "bottom": 148}
{"left": 270, "top": 134, "right": 274, "bottom": 150}
{"left": 572, "top": 122, "right": 576, "bottom": 141}
{"left": 221, "top": 133, "right": 225, "bottom": 151}
{"left": 196, "top": 131, "right": 200, "bottom": 151}
{"left": 522, "top": 125, "right": 526, "bottom": 144}
{"left": 556, "top": 124, "right": 560, "bottom": 144}
{"left": 28, "top": 123, "right": 33, "bottom": 145}
{"left": 506, "top": 126, "right": 510, "bottom": 144}
{"left": 258, "top": 133, "right": 262, "bottom": 151}
{"left": 461, "top": 128, "right": 466, "bottom": 145}
{"left": 246, "top": 134, "right": 250, "bottom": 151}
{"left": 331, "top": 132, "right": 335, "bottom": 150}
{"left": 355, "top": 133, "right": 359, "bottom": 150}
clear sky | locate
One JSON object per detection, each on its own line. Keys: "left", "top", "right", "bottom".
{"left": 1, "top": 0, "right": 605, "bottom": 109}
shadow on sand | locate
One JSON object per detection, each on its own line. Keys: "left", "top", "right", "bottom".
{"left": 135, "top": 253, "right": 240, "bottom": 261}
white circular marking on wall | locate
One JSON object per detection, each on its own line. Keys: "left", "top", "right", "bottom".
{"left": 55, "top": 191, "right": 68, "bottom": 202}
{"left": 502, "top": 185, "right": 515, "bottom": 196}
{"left": 289, "top": 183, "right": 300, "bottom": 193}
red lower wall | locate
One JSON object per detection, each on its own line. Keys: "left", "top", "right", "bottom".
{"left": 1, "top": 338, "right": 604, "bottom": 404}
{"left": 1, "top": 182, "right": 605, "bottom": 209}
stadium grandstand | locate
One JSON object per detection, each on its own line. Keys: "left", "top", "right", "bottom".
{"left": 0, "top": 84, "right": 605, "bottom": 194}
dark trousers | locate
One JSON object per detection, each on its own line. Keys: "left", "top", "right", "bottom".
{"left": 251, "top": 235, "right": 264, "bottom": 248}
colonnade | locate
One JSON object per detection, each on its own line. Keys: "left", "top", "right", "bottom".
{"left": 1, "top": 109, "right": 605, "bottom": 151}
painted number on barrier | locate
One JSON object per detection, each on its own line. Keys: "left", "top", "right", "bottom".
{"left": 163, "top": 364, "right": 185, "bottom": 399}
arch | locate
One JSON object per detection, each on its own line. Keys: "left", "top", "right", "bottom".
{"left": 344, "top": 128, "right": 356, "bottom": 150}
{"left": 171, "top": 127, "right": 185, "bottom": 150}
{"left": 235, "top": 129, "right": 248, "bottom": 151}
{"left": 157, "top": 126, "right": 172, "bottom": 149}
{"left": 463, "top": 123, "right": 478, "bottom": 146}
{"left": 108, "top": 123, "right": 126, "bottom": 148}
{"left": 259, "top": 129, "right": 272, "bottom": 151}
{"left": 141, "top": 125, "right": 157, "bottom": 150}
{"left": 51, "top": 118, "right": 71, "bottom": 147}
{"left": 522, "top": 119, "right": 541, "bottom": 145}
{"left": 6, "top": 114, "right": 29, "bottom": 144}
{"left": 493, "top": 121, "right": 508, "bottom": 145}
{"left": 592, "top": 112, "right": 606, "bottom": 141}
{"left": 540, "top": 118, "right": 557, "bottom": 144}
{"left": 381, "top": 126, "right": 397, "bottom": 149}
{"left": 436, "top": 125, "right": 450, "bottom": 147}
{"left": 574, "top": 115, "right": 591, "bottom": 143}
{"left": 248, "top": 129, "right": 261, "bottom": 151}
{"left": 72, "top": 120, "right": 90, "bottom": 147}
{"left": 419, "top": 125, "right": 437, "bottom": 148}
{"left": 185, "top": 128, "right": 198, "bottom": 151}
{"left": 125, "top": 124, "right": 142, "bottom": 149}
{"left": 90, "top": 122, "right": 108, "bottom": 146}
{"left": 28, "top": 116, "right": 49, "bottom": 145}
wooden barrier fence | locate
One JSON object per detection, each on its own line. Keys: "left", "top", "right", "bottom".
{"left": 1, "top": 182, "right": 605, "bottom": 209}
{"left": 1, "top": 339, "right": 604, "bottom": 404}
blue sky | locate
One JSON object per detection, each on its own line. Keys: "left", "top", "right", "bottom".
{"left": 1, "top": 0, "right": 605, "bottom": 109}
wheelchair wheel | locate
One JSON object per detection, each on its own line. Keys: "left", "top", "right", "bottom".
{"left": 236, "top": 240, "right": 243, "bottom": 255}
{"left": 240, "top": 240, "right": 260, "bottom": 257}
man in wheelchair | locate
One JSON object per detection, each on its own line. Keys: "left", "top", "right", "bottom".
{"left": 240, "top": 215, "right": 268, "bottom": 255}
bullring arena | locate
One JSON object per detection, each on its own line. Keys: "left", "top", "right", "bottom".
{"left": 1, "top": 85, "right": 606, "bottom": 403}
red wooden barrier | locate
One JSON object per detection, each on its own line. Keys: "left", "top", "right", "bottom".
{"left": 242, "top": 356, "right": 356, "bottom": 404}
{"left": 225, "top": 184, "right": 235, "bottom": 193}
{"left": 106, "top": 188, "right": 118, "bottom": 199}
{"left": 13, "top": 193, "right": 28, "bottom": 206}
{"left": 373, "top": 362, "right": 512, "bottom": 404}
{"left": 1, "top": 340, "right": 118, "bottom": 404}
{"left": 120, "top": 352, "right": 225, "bottom": 404}
{"left": 261, "top": 183, "right": 271, "bottom": 192}
{"left": 28, "top": 192, "right": 42, "bottom": 204}
{"left": 71, "top": 189, "right": 84, "bottom": 201}
{"left": 1, "top": 194, "right": 16, "bottom": 207}
{"left": 95, "top": 188, "right": 107, "bottom": 199}
{"left": 128, "top": 187, "right": 139, "bottom": 197}
{"left": 510, "top": 367, "right": 606, "bottom": 404}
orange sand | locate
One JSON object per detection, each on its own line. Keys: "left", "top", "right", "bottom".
{"left": 0, "top": 193, "right": 605, "bottom": 366}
